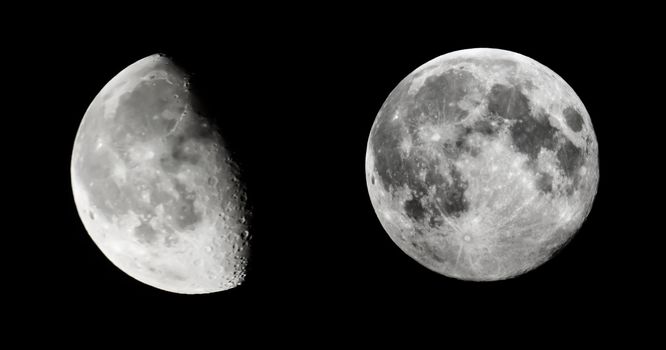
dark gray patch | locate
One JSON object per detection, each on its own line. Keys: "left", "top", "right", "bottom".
{"left": 411, "top": 240, "right": 447, "bottom": 263}
{"left": 79, "top": 153, "right": 114, "bottom": 181}
{"left": 425, "top": 166, "right": 445, "bottom": 184}
{"left": 113, "top": 79, "right": 183, "bottom": 140}
{"left": 176, "top": 201, "right": 199, "bottom": 228}
{"left": 404, "top": 197, "right": 426, "bottom": 222}
{"left": 557, "top": 140, "right": 584, "bottom": 178}
{"left": 557, "top": 140, "right": 585, "bottom": 194}
{"left": 371, "top": 86, "right": 411, "bottom": 192}
{"left": 421, "top": 241, "right": 455, "bottom": 264}
{"left": 159, "top": 153, "right": 180, "bottom": 172}
{"left": 373, "top": 70, "right": 477, "bottom": 190}
{"left": 374, "top": 137, "right": 470, "bottom": 224}
{"left": 164, "top": 234, "right": 179, "bottom": 247}
{"left": 179, "top": 116, "right": 217, "bottom": 141}
{"left": 471, "top": 119, "right": 499, "bottom": 136}
{"left": 171, "top": 143, "right": 201, "bottom": 165}
{"left": 169, "top": 181, "right": 201, "bottom": 229}
{"left": 375, "top": 145, "right": 460, "bottom": 225}
{"left": 434, "top": 166, "right": 469, "bottom": 218}
{"left": 372, "top": 95, "right": 436, "bottom": 193}
{"left": 92, "top": 181, "right": 132, "bottom": 220}
{"left": 371, "top": 128, "right": 410, "bottom": 192}
{"left": 159, "top": 135, "right": 201, "bottom": 172}
{"left": 510, "top": 114, "right": 559, "bottom": 160}
{"left": 442, "top": 140, "right": 464, "bottom": 159}
{"left": 563, "top": 107, "right": 584, "bottom": 132}
{"left": 150, "top": 185, "right": 173, "bottom": 206}
{"left": 536, "top": 172, "right": 553, "bottom": 193}
{"left": 76, "top": 153, "right": 127, "bottom": 221}
{"left": 426, "top": 246, "right": 447, "bottom": 263}
{"left": 409, "top": 69, "right": 474, "bottom": 123}
{"left": 487, "top": 84, "right": 560, "bottom": 162}
{"left": 372, "top": 72, "right": 475, "bottom": 225}
{"left": 439, "top": 120, "right": 503, "bottom": 161}
{"left": 135, "top": 220, "right": 158, "bottom": 244}
{"left": 402, "top": 179, "right": 429, "bottom": 222}
{"left": 429, "top": 215, "right": 444, "bottom": 227}
{"left": 487, "top": 84, "right": 531, "bottom": 120}
{"left": 454, "top": 127, "right": 474, "bottom": 150}
{"left": 407, "top": 157, "right": 468, "bottom": 225}
{"left": 480, "top": 84, "right": 558, "bottom": 161}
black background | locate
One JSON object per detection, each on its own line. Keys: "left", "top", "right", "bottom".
{"left": 11, "top": 5, "right": 656, "bottom": 340}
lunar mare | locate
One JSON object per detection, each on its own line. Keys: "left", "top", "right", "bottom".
{"left": 366, "top": 48, "right": 598, "bottom": 281}
{"left": 71, "top": 54, "right": 250, "bottom": 294}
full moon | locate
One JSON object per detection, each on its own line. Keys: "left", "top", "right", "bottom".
{"left": 366, "top": 48, "right": 598, "bottom": 281}
{"left": 71, "top": 54, "right": 251, "bottom": 294}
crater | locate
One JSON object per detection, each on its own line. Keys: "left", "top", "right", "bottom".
{"left": 563, "top": 106, "right": 584, "bottom": 132}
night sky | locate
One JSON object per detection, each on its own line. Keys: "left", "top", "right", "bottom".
{"left": 9, "top": 6, "right": 655, "bottom": 340}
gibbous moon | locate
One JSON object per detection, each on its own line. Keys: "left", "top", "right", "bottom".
{"left": 366, "top": 48, "right": 598, "bottom": 280}
{"left": 71, "top": 54, "right": 251, "bottom": 294}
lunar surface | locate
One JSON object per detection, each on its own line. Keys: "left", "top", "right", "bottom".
{"left": 71, "top": 54, "right": 251, "bottom": 294}
{"left": 366, "top": 48, "right": 598, "bottom": 280}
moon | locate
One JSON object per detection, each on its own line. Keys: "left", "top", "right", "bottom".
{"left": 71, "top": 54, "right": 251, "bottom": 294}
{"left": 366, "top": 48, "right": 599, "bottom": 281}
